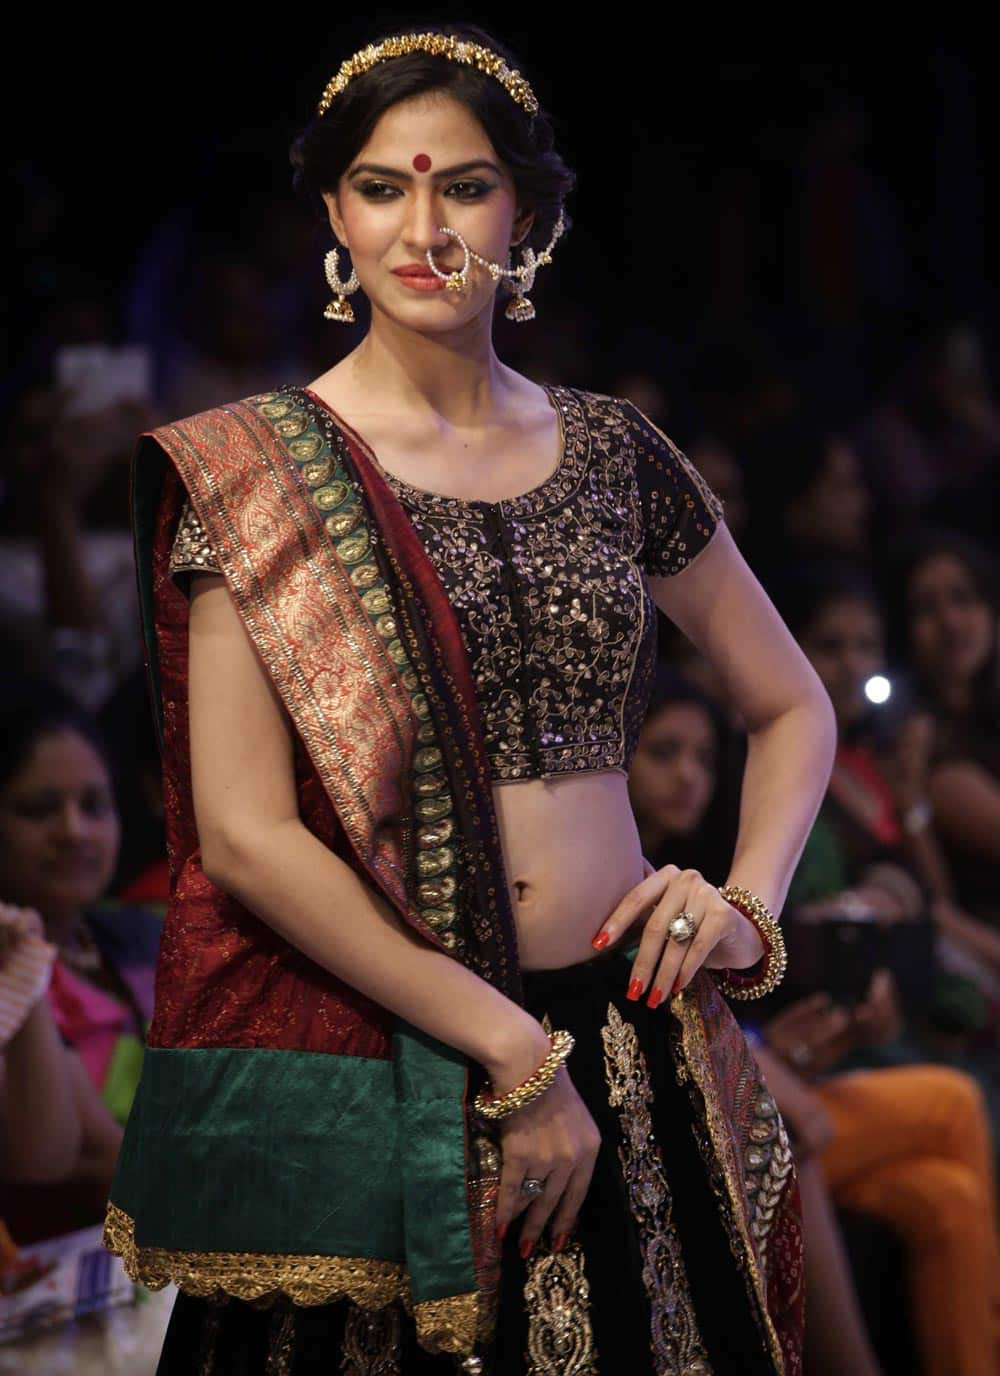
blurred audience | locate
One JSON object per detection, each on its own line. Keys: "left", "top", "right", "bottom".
{"left": 886, "top": 529, "right": 1000, "bottom": 937}
{"left": 0, "top": 678, "right": 161, "bottom": 1245}
{"left": 742, "top": 419, "right": 876, "bottom": 589}
{"left": 629, "top": 661, "right": 1000, "bottom": 1375}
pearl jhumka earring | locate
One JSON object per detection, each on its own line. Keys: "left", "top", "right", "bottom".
{"left": 323, "top": 245, "right": 361, "bottom": 323}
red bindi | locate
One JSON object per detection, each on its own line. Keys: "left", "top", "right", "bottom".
{"left": 412, "top": 153, "right": 432, "bottom": 173}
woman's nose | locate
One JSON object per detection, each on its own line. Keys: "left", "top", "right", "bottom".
{"left": 402, "top": 193, "right": 450, "bottom": 253}
{"left": 57, "top": 800, "right": 91, "bottom": 840}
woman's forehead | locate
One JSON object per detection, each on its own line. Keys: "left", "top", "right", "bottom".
{"left": 357, "top": 93, "right": 497, "bottom": 163}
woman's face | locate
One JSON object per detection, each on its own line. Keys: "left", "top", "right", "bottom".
{"left": 800, "top": 596, "right": 884, "bottom": 727}
{"left": 787, "top": 441, "right": 870, "bottom": 552}
{"left": 907, "top": 552, "right": 995, "bottom": 685}
{"left": 628, "top": 703, "right": 717, "bottom": 837}
{"left": 0, "top": 729, "right": 120, "bottom": 920}
{"left": 323, "top": 92, "right": 531, "bottom": 336}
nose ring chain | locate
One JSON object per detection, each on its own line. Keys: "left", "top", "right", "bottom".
{"left": 425, "top": 213, "right": 566, "bottom": 321}
{"left": 424, "top": 227, "right": 472, "bottom": 292}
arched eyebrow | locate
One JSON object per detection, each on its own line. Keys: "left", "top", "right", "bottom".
{"left": 347, "top": 159, "right": 503, "bottom": 181}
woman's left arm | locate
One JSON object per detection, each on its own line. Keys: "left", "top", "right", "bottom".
{"left": 598, "top": 523, "right": 837, "bottom": 1003}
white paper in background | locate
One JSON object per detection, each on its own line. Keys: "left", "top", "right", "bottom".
{"left": 53, "top": 345, "right": 153, "bottom": 418}
{"left": 0, "top": 1223, "right": 175, "bottom": 1374}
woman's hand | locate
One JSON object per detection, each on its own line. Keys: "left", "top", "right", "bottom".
{"left": 487, "top": 1032, "right": 602, "bottom": 1258}
{"left": 763, "top": 992, "right": 856, "bottom": 1075}
{"left": 593, "top": 865, "right": 766, "bottom": 1008}
{"left": 0, "top": 902, "right": 47, "bottom": 963}
{"left": 851, "top": 968, "right": 903, "bottom": 1046}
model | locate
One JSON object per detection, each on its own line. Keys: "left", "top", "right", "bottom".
{"left": 102, "top": 24, "right": 835, "bottom": 1374}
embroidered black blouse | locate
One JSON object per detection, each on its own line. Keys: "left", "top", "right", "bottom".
{"left": 169, "top": 384, "right": 725, "bottom": 783}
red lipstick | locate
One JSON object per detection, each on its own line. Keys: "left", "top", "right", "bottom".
{"left": 392, "top": 263, "right": 448, "bottom": 292}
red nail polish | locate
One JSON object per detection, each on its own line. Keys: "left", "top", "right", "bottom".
{"left": 591, "top": 931, "right": 610, "bottom": 950}
{"left": 519, "top": 1237, "right": 535, "bottom": 1260}
{"left": 646, "top": 986, "right": 664, "bottom": 1009}
{"left": 671, "top": 975, "right": 684, "bottom": 996}
{"left": 552, "top": 1233, "right": 568, "bottom": 1253}
{"left": 496, "top": 1220, "right": 507, "bottom": 1241}
{"left": 626, "top": 978, "right": 644, "bottom": 1000}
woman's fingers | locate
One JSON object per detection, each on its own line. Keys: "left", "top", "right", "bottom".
{"left": 546, "top": 1154, "right": 599, "bottom": 1252}
{"left": 496, "top": 1145, "right": 533, "bottom": 1235}
{"left": 592, "top": 864, "right": 679, "bottom": 950}
{"left": 652, "top": 897, "right": 718, "bottom": 1001}
{"left": 516, "top": 1162, "right": 573, "bottom": 1256}
{"left": 625, "top": 869, "right": 705, "bottom": 1004}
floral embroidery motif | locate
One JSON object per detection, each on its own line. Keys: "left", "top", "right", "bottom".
{"left": 600, "top": 1002, "right": 714, "bottom": 1375}
{"left": 340, "top": 1300, "right": 403, "bottom": 1375}
{"left": 523, "top": 1242, "right": 599, "bottom": 1374}
{"left": 292, "top": 383, "right": 723, "bottom": 783}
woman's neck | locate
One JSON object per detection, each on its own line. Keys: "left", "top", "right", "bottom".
{"left": 928, "top": 673, "right": 973, "bottom": 715}
{"left": 42, "top": 905, "right": 86, "bottom": 948}
{"left": 344, "top": 306, "right": 512, "bottom": 424}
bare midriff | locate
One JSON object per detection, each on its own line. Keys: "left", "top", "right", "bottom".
{"left": 492, "top": 768, "right": 647, "bottom": 971}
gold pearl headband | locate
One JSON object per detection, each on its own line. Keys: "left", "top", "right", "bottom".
{"left": 315, "top": 33, "right": 539, "bottom": 118}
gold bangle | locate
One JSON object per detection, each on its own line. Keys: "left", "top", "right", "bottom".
{"left": 715, "top": 884, "right": 787, "bottom": 1000}
{"left": 473, "top": 1029, "right": 575, "bottom": 1121}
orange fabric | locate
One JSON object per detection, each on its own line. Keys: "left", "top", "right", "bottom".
{"left": 817, "top": 1064, "right": 1000, "bottom": 1376}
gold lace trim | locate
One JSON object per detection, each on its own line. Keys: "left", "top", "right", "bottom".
{"left": 103, "top": 1202, "right": 480, "bottom": 1356}
{"left": 600, "top": 1002, "right": 713, "bottom": 1374}
{"left": 524, "top": 1241, "right": 599, "bottom": 1374}
{"left": 673, "top": 994, "right": 787, "bottom": 1373}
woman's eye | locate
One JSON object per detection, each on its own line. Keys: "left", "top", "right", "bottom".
{"left": 357, "top": 181, "right": 402, "bottom": 200}
{"left": 445, "top": 180, "right": 495, "bottom": 200}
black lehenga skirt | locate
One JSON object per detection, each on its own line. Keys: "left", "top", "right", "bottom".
{"left": 155, "top": 946, "right": 784, "bottom": 1374}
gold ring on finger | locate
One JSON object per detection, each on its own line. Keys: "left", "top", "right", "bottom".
{"left": 668, "top": 911, "right": 698, "bottom": 944}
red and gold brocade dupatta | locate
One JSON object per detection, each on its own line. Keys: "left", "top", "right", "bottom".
{"left": 102, "top": 385, "right": 803, "bottom": 1370}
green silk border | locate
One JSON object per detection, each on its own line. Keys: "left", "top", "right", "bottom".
{"left": 110, "top": 1026, "right": 475, "bottom": 1302}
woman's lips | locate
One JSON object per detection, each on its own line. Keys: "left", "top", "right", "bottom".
{"left": 392, "top": 266, "right": 448, "bottom": 292}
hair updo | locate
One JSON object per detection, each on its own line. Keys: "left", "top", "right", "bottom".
{"left": 289, "top": 22, "right": 575, "bottom": 254}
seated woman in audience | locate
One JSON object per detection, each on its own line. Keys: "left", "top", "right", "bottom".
{"left": 780, "top": 560, "right": 1000, "bottom": 1012}
{"left": 887, "top": 530, "right": 1000, "bottom": 943}
{"left": 1, "top": 901, "right": 81, "bottom": 1184}
{"left": 0, "top": 677, "right": 163, "bottom": 1243}
{"left": 628, "top": 660, "right": 1000, "bottom": 1376}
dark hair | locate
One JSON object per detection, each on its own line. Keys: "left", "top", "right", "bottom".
{"left": 884, "top": 527, "right": 1000, "bottom": 720}
{"left": 0, "top": 675, "right": 114, "bottom": 798}
{"left": 769, "top": 559, "right": 883, "bottom": 645}
{"left": 643, "top": 662, "right": 728, "bottom": 743}
{"left": 289, "top": 22, "right": 574, "bottom": 254}
{"left": 635, "top": 663, "right": 736, "bottom": 880}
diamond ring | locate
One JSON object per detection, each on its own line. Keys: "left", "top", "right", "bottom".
{"left": 520, "top": 1177, "right": 546, "bottom": 1198}
{"left": 668, "top": 912, "right": 699, "bottom": 944}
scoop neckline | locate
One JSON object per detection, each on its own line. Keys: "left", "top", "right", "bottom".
{"left": 291, "top": 381, "right": 571, "bottom": 509}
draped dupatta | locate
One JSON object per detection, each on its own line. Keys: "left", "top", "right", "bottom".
{"left": 102, "top": 386, "right": 803, "bottom": 1370}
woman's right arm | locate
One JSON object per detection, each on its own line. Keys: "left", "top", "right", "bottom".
{"left": 187, "top": 571, "right": 599, "bottom": 1247}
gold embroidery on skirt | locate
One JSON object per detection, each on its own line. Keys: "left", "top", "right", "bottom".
{"left": 341, "top": 1301, "right": 403, "bottom": 1375}
{"left": 265, "top": 1301, "right": 296, "bottom": 1375}
{"left": 196, "top": 1298, "right": 225, "bottom": 1376}
{"left": 600, "top": 1002, "right": 714, "bottom": 1375}
{"left": 523, "top": 1241, "right": 598, "bottom": 1375}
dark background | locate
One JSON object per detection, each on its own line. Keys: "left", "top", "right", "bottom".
{"left": 12, "top": 19, "right": 997, "bottom": 421}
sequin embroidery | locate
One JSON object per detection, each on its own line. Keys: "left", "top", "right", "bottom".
{"left": 168, "top": 384, "right": 725, "bottom": 782}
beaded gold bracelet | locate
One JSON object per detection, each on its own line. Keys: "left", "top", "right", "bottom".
{"left": 715, "top": 884, "right": 788, "bottom": 1000}
{"left": 473, "top": 1029, "right": 575, "bottom": 1121}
